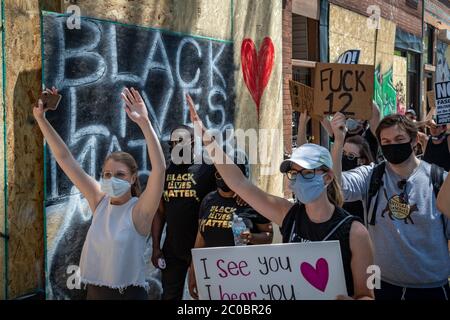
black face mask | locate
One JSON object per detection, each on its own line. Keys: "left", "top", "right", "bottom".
{"left": 381, "top": 141, "right": 413, "bottom": 165}
{"left": 216, "top": 178, "right": 231, "bottom": 192}
{"left": 342, "top": 155, "right": 359, "bottom": 171}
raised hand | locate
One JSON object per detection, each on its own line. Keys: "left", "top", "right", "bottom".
{"left": 45, "top": 86, "right": 58, "bottom": 96}
{"left": 299, "top": 111, "right": 311, "bottom": 124}
{"left": 33, "top": 98, "right": 45, "bottom": 120}
{"left": 187, "top": 94, "right": 204, "bottom": 131}
{"left": 121, "top": 87, "right": 149, "bottom": 126}
{"left": 33, "top": 87, "right": 59, "bottom": 120}
{"left": 330, "top": 112, "right": 347, "bottom": 144}
{"left": 186, "top": 94, "right": 213, "bottom": 144}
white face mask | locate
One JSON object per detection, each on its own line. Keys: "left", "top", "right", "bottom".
{"left": 100, "top": 177, "right": 131, "bottom": 198}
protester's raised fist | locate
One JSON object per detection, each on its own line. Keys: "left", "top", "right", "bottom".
{"left": 330, "top": 112, "right": 347, "bottom": 144}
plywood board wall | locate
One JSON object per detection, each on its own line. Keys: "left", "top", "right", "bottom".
{"left": 329, "top": 4, "right": 397, "bottom": 118}
{"left": 233, "top": 0, "right": 283, "bottom": 197}
{"left": 61, "top": 0, "right": 233, "bottom": 41}
{"left": 374, "top": 18, "right": 397, "bottom": 117}
{"left": 0, "top": 0, "right": 5, "bottom": 301}
{"left": 329, "top": 4, "right": 376, "bottom": 65}
{"left": 4, "top": 0, "right": 45, "bottom": 299}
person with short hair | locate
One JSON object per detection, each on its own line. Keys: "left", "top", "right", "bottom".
{"left": 419, "top": 118, "right": 450, "bottom": 171}
{"left": 331, "top": 112, "right": 450, "bottom": 300}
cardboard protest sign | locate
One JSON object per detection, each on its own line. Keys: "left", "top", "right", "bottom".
{"left": 336, "top": 49, "right": 360, "bottom": 64}
{"left": 289, "top": 80, "right": 314, "bottom": 113}
{"left": 434, "top": 81, "right": 450, "bottom": 125}
{"left": 427, "top": 90, "right": 436, "bottom": 110}
{"left": 191, "top": 241, "right": 347, "bottom": 300}
{"left": 313, "top": 62, "right": 374, "bottom": 120}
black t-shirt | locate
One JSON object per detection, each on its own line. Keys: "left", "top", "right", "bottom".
{"left": 280, "top": 203, "right": 361, "bottom": 297}
{"left": 199, "top": 191, "right": 270, "bottom": 248}
{"left": 343, "top": 201, "right": 364, "bottom": 221}
{"left": 423, "top": 135, "right": 450, "bottom": 171}
{"left": 162, "top": 163, "right": 216, "bottom": 260}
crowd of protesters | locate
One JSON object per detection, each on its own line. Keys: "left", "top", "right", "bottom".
{"left": 34, "top": 86, "right": 449, "bottom": 301}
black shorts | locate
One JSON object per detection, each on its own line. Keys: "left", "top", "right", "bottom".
{"left": 375, "top": 281, "right": 450, "bottom": 300}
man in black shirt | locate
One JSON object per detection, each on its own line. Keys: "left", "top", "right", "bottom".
{"left": 151, "top": 125, "right": 216, "bottom": 300}
{"left": 419, "top": 119, "right": 450, "bottom": 171}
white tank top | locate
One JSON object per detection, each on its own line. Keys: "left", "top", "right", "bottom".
{"left": 79, "top": 196, "right": 149, "bottom": 291}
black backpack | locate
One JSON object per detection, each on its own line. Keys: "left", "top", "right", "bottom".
{"left": 366, "top": 161, "right": 448, "bottom": 236}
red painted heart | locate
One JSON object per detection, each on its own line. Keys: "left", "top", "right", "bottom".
{"left": 300, "top": 258, "right": 329, "bottom": 292}
{"left": 241, "top": 37, "right": 275, "bottom": 117}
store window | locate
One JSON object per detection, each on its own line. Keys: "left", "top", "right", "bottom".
{"left": 291, "top": 13, "right": 318, "bottom": 146}
{"left": 423, "top": 24, "right": 435, "bottom": 65}
{"left": 395, "top": 49, "right": 421, "bottom": 112}
{"left": 407, "top": 52, "right": 420, "bottom": 111}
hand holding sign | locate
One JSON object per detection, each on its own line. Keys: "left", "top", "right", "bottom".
{"left": 188, "top": 266, "right": 199, "bottom": 300}
{"left": 32, "top": 87, "right": 61, "bottom": 121}
{"left": 330, "top": 112, "right": 347, "bottom": 144}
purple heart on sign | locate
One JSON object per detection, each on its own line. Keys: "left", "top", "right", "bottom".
{"left": 300, "top": 258, "right": 329, "bottom": 292}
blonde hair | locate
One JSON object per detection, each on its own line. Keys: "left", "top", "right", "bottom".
{"left": 103, "top": 152, "right": 141, "bottom": 197}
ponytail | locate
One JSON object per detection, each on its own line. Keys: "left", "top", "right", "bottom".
{"left": 326, "top": 175, "right": 344, "bottom": 207}
{"left": 131, "top": 178, "right": 142, "bottom": 197}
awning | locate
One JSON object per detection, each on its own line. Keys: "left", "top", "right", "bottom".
{"left": 395, "top": 27, "right": 422, "bottom": 53}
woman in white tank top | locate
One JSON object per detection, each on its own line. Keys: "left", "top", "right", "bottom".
{"left": 33, "top": 87, "right": 166, "bottom": 299}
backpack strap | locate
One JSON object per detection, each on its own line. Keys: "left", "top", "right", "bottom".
{"left": 430, "top": 163, "right": 445, "bottom": 197}
{"left": 430, "top": 163, "right": 448, "bottom": 239}
{"left": 322, "top": 214, "right": 354, "bottom": 241}
{"left": 367, "top": 161, "right": 386, "bottom": 226}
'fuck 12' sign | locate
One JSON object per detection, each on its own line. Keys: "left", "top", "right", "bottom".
{"left": 191, "top": 241, "right": 347, "bottom": 300}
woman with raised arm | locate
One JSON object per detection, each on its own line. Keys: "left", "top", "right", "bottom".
{"left": 33, "top": 87, "right": 166, "bottom": 300}
{"left": 186, "top": 95, "right": 374, "bottom": 300}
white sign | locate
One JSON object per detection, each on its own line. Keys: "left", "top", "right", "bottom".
{"left": 337, "top": 49, "right": 361, "bottom": 64}
{"left": 435, "top": 81, "right": 450, "bottom": 125}
{"left": 191, "top": 241, "right": 347, "bottom": 300}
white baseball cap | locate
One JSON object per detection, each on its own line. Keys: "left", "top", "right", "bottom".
{"left": 280, "top": 144, "right": 333, "bottom": 173}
